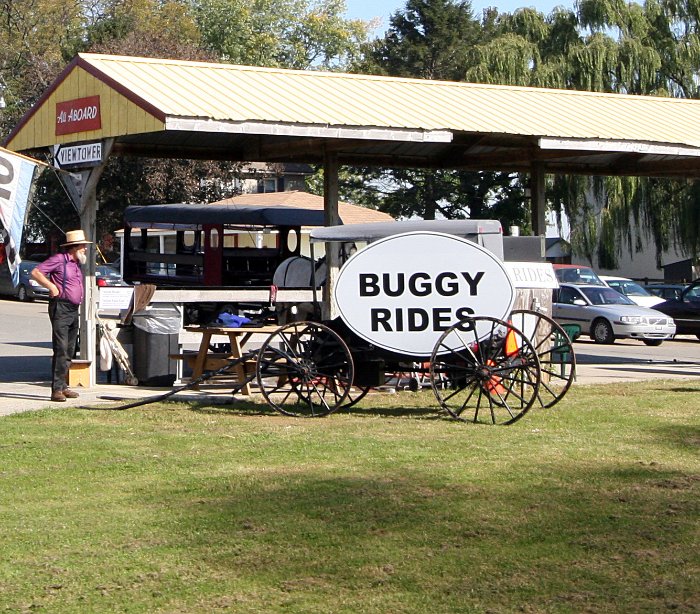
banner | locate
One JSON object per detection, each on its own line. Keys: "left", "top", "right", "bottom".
{"left": 0, "top": 148, "right": 43, "bottom": 285}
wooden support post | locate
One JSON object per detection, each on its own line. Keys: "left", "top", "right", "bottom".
{"left": 55, "top": 138, "right": 114, "bottom": 387}
{"left": 530, "top": 162, "right": 546, "bottom": 237}
{"left": 323, "top": 150, "right": 340, "bottom": 320}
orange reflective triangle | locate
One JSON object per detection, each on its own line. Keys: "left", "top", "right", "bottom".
{"left": 505, "top": 328, "right": 519, "bottom": 357}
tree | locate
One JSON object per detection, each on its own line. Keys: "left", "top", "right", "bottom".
{"left": 12, "top": 0, "right": 241, "bottom": 244}
{"left": 363, "top": 0, "right": 479, "bottom": 80}
{"left": 0, "top": 0, "right": 86, "bottom": 136}
{"left": 342, "top": 0, "right": 530, "bottom": 229}
{"left": 462, "top": 0, "right": 700, "bottom": 267}
{"left": 192, "top": 0, "right": 370, "bottom": 69}
{"left": 6, "top": 0, "right": 374, "bottom": 244}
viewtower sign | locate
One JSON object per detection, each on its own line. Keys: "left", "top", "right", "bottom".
{"left": 53, "top": 141, "right": 103, "bottom": 170}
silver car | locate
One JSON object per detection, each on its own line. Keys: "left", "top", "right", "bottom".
{"left": 553, "top": 283, "right": 676, "bottom": 345}
{"left": 0, "top": 260, "right": 49, "bottom": 302}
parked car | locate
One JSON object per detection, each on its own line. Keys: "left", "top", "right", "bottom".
{"left": 0, "top": 260, "right": 49, "bottom": 302}
{"left": 95, "top": 264, "right": 129, "bottom": 287}
{"left": 651, "top": 280, "right": 700, "bottom": 339}
{"left": 553, "top": 283, "right": 676, "bottom": 345}
{"left": 600, "top": 276, "right": 664, "bottom": 308}
{"left": 553, "top": 264, "right": 606, "bottom": 286}
{"left": 645, "top": 283, "right": 687, "bottom": 301}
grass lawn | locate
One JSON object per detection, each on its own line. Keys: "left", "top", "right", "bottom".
{"left": 0, "top": 380, "right": 698, "bottom": 613}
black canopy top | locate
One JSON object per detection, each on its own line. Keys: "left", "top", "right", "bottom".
{"left": 124, "top": 203, "right": 329, "bottom": 229}
{"left": 309, "top": 219, "right": 502, "bottom": 243}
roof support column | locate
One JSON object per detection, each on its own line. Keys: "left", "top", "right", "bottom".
{"left": 56, "top": 138, "right": 113, "bottom": 387}
{"left": 322, "top": 150, "right": 340, "bottom": 320}
{"left": 530, "top": 162, "right": 546, "bottom": 237}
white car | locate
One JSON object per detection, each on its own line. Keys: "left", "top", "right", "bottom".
{"left": 600, "top": 276, "right": 664, "bottom": 308}
{"left": 553, "top": 283, "right": 676, "bottom": 345}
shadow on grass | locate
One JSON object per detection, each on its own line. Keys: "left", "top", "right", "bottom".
{"left": 186, "top": 395, "right": 445, "bottom": 420}
{"left": 139, "top": 460, "right": 698, "bottom": 611}
{"left": 658, "top": 384, "right": 700, "bottom": 393}
{"left": 651, "top": 422, "right": 700, "bottom": 450}
{"left": 187, "top": 399, "right": 278, "bottom": 417}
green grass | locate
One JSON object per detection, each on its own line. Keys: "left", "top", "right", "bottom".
{"left": 1, "top": 381, "right": 698, "bottom": 613}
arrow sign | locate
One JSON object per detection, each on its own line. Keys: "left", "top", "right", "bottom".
{"left": 53, "top": 142, "right": 103, "bottom": 170}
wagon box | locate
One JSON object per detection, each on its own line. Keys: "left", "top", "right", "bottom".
{"left": 326, "top": 231, "right": 515, "bottom": 356}
{"left": 309, "top": 219, "right": 504, "bottom": 260}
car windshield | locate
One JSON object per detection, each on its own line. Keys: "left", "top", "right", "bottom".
{"left": 615, "top": 281, "right": 652, "bottom": 297}
{"left": 555, "top": 266, "right": 605, "bottom": 285}
{"left": 96, "top": 265, "right": 120, "bottom": 278}
{"left": 581, "top": 287, "right": 636, "bottom": 305}
{"left": 684, "top": 284, "right": 700, "bottom": 300}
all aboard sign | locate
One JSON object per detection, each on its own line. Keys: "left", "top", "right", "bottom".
{"left": 334, "top": 232, "right": 516, "bottom": 356}
{"left": 55, "top": 96, "right": 101, "bottom": 136}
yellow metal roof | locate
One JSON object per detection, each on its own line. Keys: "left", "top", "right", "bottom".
{"left": 8, "top": 52, "right": 700, "bottom": 176}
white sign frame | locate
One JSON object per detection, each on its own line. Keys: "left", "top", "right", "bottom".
{"left": 333, "top": 231, "right": 516, "bottom": 356}
{"left": 505, "top": 261, "right": 559, "bottom": 289}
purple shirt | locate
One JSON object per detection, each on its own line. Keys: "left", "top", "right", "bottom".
{"left": 37, "top": 252, "right": 84, "bottom": 305}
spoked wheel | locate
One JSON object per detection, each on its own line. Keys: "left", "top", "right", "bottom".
{"left": 429, "top": 316, "right": 541, "bottom": 425}
{"left": 341, "top": 385, "right": 372, "bottom": 409}
{"left": 509, "top": 309, "right": 576, "bottom": 409}
{"left": 255, "top": 321, "right": 354, "bottom": 417}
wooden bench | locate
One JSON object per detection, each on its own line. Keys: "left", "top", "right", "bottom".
{"left": 178, "top": 325, "right": 279, "bottom": 394}
{"left": 169, "top": 351, "right": 256, "bottom": 373}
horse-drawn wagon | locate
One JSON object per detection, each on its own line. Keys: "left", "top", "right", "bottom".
{"left": 122, "top": 206, "right": 575, "bottom": 424}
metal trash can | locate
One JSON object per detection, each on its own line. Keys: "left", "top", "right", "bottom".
{"left": 132, "top": 304, "right": 181, "bottom": 387}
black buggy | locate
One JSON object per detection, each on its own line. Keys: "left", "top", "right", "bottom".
{"left": 252, "top": 221, "right": 575, "bottom": 424}
{"left": 123, "top": 208, "right": 575, "bottom": 424}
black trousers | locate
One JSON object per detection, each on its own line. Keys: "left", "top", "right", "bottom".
{"left": 48, "top": 300, "right": 79, "bottom": 393}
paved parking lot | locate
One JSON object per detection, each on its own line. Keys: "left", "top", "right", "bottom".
{"left": 1, "top": 299, "right": 699, "bottom": 416}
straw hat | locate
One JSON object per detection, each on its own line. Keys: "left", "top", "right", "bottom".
{"left": 61, "top": 230, "right": 93, "bottom": 247}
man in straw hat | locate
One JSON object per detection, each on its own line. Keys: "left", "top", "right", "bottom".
{"left": 32, "top": 230, "right": 92, "bottom": 402}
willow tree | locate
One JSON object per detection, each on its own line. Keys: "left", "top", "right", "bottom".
{"left": 466, "top": 0, "right": 700, "bottom": 268}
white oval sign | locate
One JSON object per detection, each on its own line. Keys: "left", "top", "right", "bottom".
{"left": 334, "top": 231, "right": 516, "bottom": 356}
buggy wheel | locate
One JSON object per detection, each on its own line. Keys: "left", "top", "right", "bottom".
{"left": 509, "top": 309, "right": 576, "bottom": 409}
{"left": 256, "top": 321, "right": 354, "bottom": 417}
{"left": 430, "top": 316, "right": 541, "bottom": 425}
{"left": 341, "top": 385, "right": 372, "bottom": 409}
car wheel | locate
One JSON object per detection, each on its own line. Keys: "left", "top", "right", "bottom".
{"left": 591, "top": 318, "right": 615, "bottom": 344}
{"left": 643, "top": 339, "right": 663, "bottom": 346}
{"left": 17, "top": 285, "right": 32, "bottom": 302}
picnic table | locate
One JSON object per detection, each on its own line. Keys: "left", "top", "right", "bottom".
{"left": 176, "top": 325, "right": 280, "bottom": 393}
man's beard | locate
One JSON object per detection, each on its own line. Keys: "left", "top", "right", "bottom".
{"left": 76, "top": 251, "right": 87, "bottom": 265}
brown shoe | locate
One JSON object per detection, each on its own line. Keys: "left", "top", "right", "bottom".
{"left": 51, "top": 391, "right": 66, "bottom": 402}
{"left": 62, "top": 388, "right": 79, "bottom": 399}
